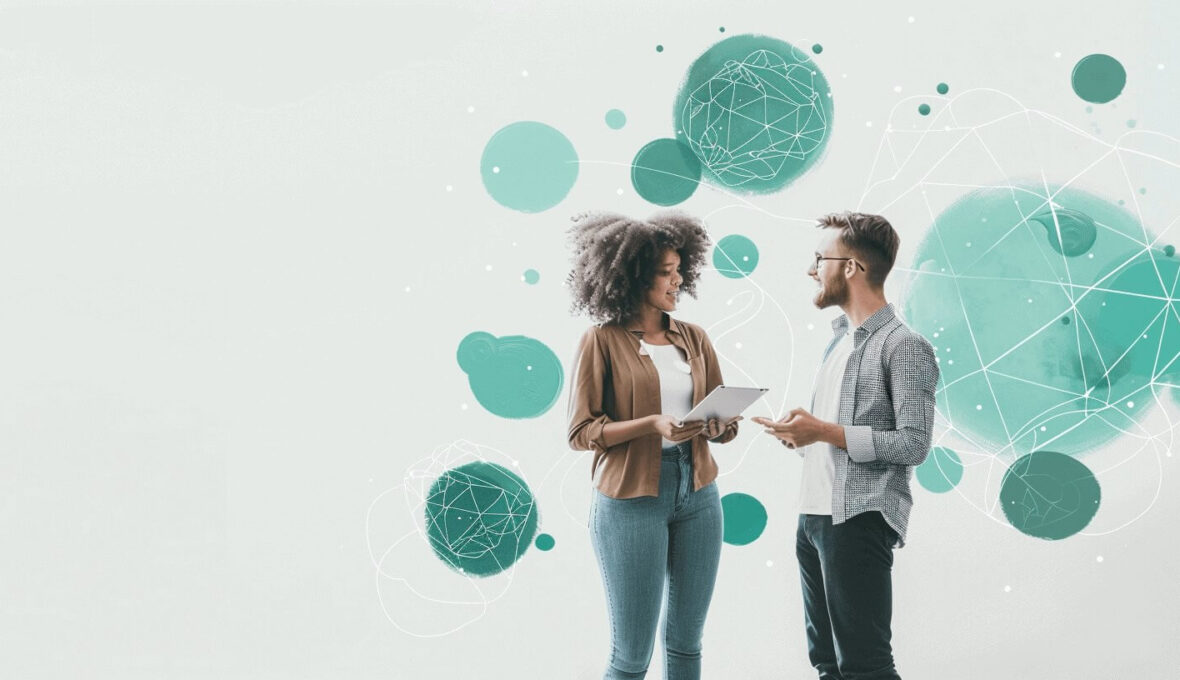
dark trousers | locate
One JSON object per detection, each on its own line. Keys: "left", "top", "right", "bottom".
{"left": 796, "top": 512, "right": 901, "bottom": 680}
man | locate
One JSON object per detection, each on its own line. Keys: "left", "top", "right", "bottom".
{"left": 752, "top": 212, "right": 939, "bottom": 680}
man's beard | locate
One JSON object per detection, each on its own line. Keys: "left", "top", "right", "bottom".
{"left": 814, "top": 276, "right": 849, "bottom": 309}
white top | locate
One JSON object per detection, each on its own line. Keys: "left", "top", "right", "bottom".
{"left": 798, "top": 332, "right": 853, "bottom": 515}
{"left": 641, "top": 340, "right": 694, "bottom": 449}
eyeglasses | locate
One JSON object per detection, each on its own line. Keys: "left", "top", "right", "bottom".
{"left": 813, "top": 254, "right": 866, "bottom": 271}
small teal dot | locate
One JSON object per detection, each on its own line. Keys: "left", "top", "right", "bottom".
{"left": 919, "top": 103, "right": 932, "bottom": 116}
{"left": 1062, "top": 316, "right": 1072, "bottom": 325}
{"left": 1165, "top": 245, "right": 1175, "bottom": 257}
{"left": 656, "top": 44, "right": 664, "bottom": 53}
{"left": 1140, "top": 187, "right": 1147, "bottom": 195}
{"left": 1127, "top": 119, "right": 1137, "bottom": 128}
{"left": 605, "top": 109, "right": 627, "bottom": 130}
{"left": 719, "top": 26, "right": 725, "bottom": 33}
{"left": 812, "top": 43, "right": 823, "bottom": 54}
{"left": 523, "top": 269, "right": 540, "bottom": 285}
{"left": 937, "top": 82, "right": 949, "bottom": 95}
{"left": 535, "top": 533, "right": 555, "bottom": 551}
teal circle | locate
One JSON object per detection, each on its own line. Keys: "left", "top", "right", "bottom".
{"left": 918, "top": 103, "right": 931, "bottom": 116}
{"left": 480, "top": 121, "right": 579, "bottom": 213}
{"left": 631, "top": 138, "right": 702, "bottom": 206}
{"left": 457, "top": 331, "right": 564, "bottom": 419}
{"left": 937, "top": 82, "right": 949, "bottom": 95}
{"left": 675, "top": 34, "right": 833, "bottom": 194}
{"left": 916, "top": 446, "right": 963, "bottom": 493}
{"left": 523, "top": 269, "right": 540, "bottom": 285}
{"left": 901, "top": 183, "right": 1172, "bottom": 457}
{"left": 605, "top": 109, "right": 627, "bottom": 130}
{"left": 1165, "top": 245, "right": 1175, "bottom": 257}
{"left": 719, "top": 26, "right": 725, "bottom": 33}
{"left": 534, "top": 533, "right": 555, "bottom": 551}
{"left": 656, "top": 44, "right": 664, "bottom": 52}
{"left": 425, "top": 461, "right": 539, "bottom": 575}
{"left": 999, "top": 451, "right": 1101, "bottom": 540}
{"left": 812, "top": 43, "right": 823, "bottom": 54}
{"left": 721, "top": 492, "right": 767, "bottom": 545}
{"left": 713, "top": 234, "right": 759, "bottom": 278}
{"left": 1127, "top": 119, "right": 1137, "bottom": 128}
{"left": 1071, "top": 54, "right": 1126, "bottom": 104}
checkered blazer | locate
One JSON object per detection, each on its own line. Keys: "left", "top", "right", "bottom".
{"left": 798, "top": 303, "right": 939, "bottom": 548}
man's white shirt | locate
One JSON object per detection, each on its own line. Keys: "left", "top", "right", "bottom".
{"left": 798, "top": 332, "right": 852, "bottom": 515}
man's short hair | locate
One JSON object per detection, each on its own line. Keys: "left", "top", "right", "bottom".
{"left": 817, "top": 211, "right": 900, "bottom": 288}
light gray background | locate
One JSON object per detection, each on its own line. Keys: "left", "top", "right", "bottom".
{"left": 2, "top": 1, "right": 1177, "bottom": 678}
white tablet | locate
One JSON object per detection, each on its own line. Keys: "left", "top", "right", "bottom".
{"left": 681, "top": 385, "right": 769, "bottom": 423}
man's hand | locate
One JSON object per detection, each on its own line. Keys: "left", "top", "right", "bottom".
{"left": 752, "top": 408, "right": 840, "bottom": 449}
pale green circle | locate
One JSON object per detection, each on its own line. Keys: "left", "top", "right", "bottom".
{"left": 523, "top": 269, "right": 540, "bottom": 285}
{"left": 605, "top": 109, "right": 627, "bottom": 130}
{"left": 916, "top": 446, "right": 963, "bottom": 493}
{"left": 480, "top": 121, "right": 579, "bottom": 213}
{"left": 713, "top": 234, "right": 759, "bottom": 278}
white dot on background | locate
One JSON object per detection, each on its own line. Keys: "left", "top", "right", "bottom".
{"left": 404, "top": 286, "right": 411, "bottom": 293}
{"left": 1040, "top": 426, "right": 1047, "bottom": 432}
{"left": 735, "top": 342, "right": 743, "bottom": 349}
{"left": 807, "top": 323, "right": 815, "bottom": 331}
{"left": 445, "top": 185, "right": 453, "bottom": 192}
{"left": 966, "top": 242, "right": 972, "bottom": 247}
{"left": 1088, "top": 253, "right": 1094, "bottom": 259}
{"left": 467, "top": 105, "right": 475, "bottom": 113}
{"left": 1159, "top": 63, "right": 1166, "bottom": 70}
{"left": 976, "top": 404, "right": 983, "bottom": 410}
{"left": 1027, "top": 298, "right": 1033, "bottom": 303}
{"left": 526, "top": 365, "right": 533, "bottom": 371}
{"left": 1127, "top": 401, "right": 1135, "bottom": 408}
{"left": 842, "top": 73, "right": 848, "bottom": 79}
{"left": 893, "top": 85, "right": 902, "bottom": 93}
{"left": 1097, "top": 555, "right": 1104, "bottom": 563}
{"left": 492, "top": 166, "right": 500, "bottom": 174}
{"left": 512, "top": 460, "right": 520, "bottom": 467}
{"left": 485, "top": 264, "right": 493, "bottom": 271}
{"left": 617, "top": 188, "right": 624, "bottom": 195}
{"left": 521, "top": 69, "right": 529, "bottom": 77}
{"left": 947, "top": 359, "right": 954, "bottom": 365}
{"left": 460, "top": 403, "right": 468, "bottom": 410}
{"left": 1054, "top": 51, "right": 1062, "bottom": 58}
{"left": 908, "top": 16, "right": 915, "bottom": 23}
{"left": 933, "top": 332, "right": 940, "bottom": 338}
{"left": 866, "top": 121, "right": 873, "bottom": 128}
{"left": 766, "top": 560, "right": 774, "bottom": 567}
{"left": 1004, "top": 585, "right": 1012, "bottom": 592}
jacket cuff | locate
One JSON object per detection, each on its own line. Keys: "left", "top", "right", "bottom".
{"left": 590, "top": 418, "right": 613, "bottom": 451}
{"left": 844, "top": 425, "right": 877, "bottom": 463}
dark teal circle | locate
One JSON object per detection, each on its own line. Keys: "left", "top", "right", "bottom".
{"left": 1071, "top": 54, "right": 1126, "bottom": 104}
{"left": 919, "top": 103, "right": 931, "bottom": 116}
{"left": 534, "top": 533, "right": 555, "bottom": 551}
{"left": 631, "top": 138, "right": 702, "bottom": 206}
{"left": 812, "top": 43, "right": 823, "bottom": 54}
{"left": 424, "top": 461, "right": 539, "bottom": 575}
{"left": 999, "top": 451, "right": 1101, "bottom": 540}
{"left": 937, "top": 82, "right": 949, "bottom": 95}
{"left": 674, "top": 34, "right": 833, "bottom": 194}
{"left": 721, "top": 492, "right": 768, "bottom": 545}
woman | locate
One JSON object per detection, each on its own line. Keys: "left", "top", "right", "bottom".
{"left": 566, "top": 211, "right": 741, "bottom": 680}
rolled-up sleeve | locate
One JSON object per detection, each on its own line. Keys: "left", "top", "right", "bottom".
{"left": 845, "top": 334, "right": 939, "bottom": 465}
{"left": 701, "top": 333, "right": 739, "bottom": 444}
{"left": 567, "top": 327, "right": 615, "bottom": 452}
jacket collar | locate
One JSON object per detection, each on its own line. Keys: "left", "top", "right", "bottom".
{"left": 615, "top": 312, "right": 688, "bottom": 356}
{"left": 831, "top": 302, "right": 897, "bottom": 338}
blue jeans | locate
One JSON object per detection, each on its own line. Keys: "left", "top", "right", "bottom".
{"left": 796, "top": 512, "right": 902, "bottom": 680}
{"left": 590, "top": 442, "right": 723, "bottom": 680}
